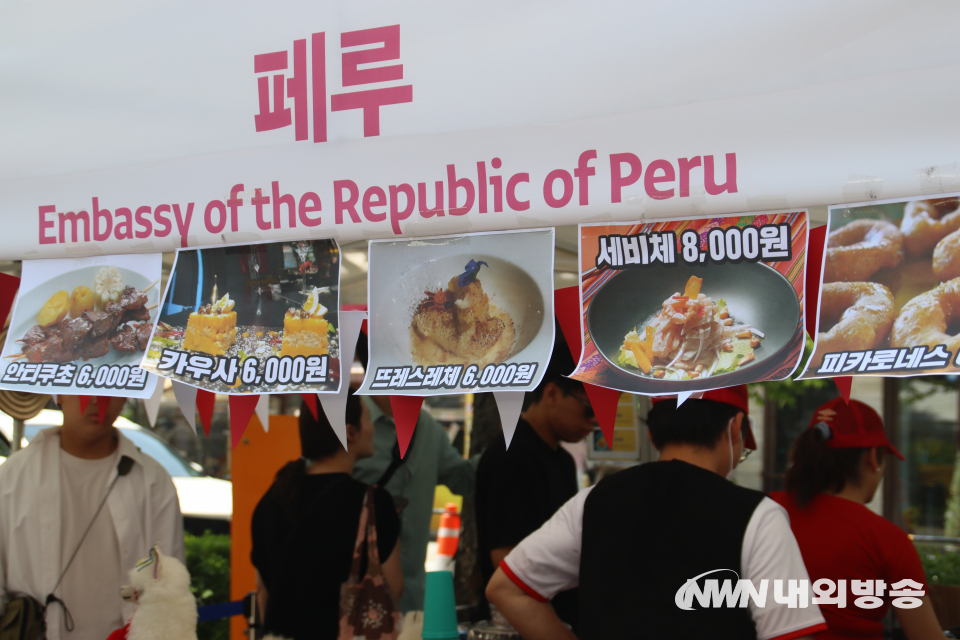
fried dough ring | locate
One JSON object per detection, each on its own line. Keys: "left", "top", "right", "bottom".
{"left": 890, "top": 277, "right": 960, "bottom": 352}
{"left": 901, "top": 197, "right": 960, "bottom": 257}
{"left": 824, "top": 219, "right": 903, "bottom": 283}
{"left": 817, "top": 282, "right": 895, "bottom": 359}
{"left": 934, "top": 227, "right": 960, "bottom": 281}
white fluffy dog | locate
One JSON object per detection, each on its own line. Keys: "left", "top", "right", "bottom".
{"left": 119, "top": 544, "right": 198, "bottom": 640}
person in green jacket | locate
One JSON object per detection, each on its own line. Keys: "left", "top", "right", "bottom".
{"left": 353, "top": 395, "right": 479, "bottom": 613}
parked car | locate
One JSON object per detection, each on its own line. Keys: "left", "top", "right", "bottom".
{"left": 0, "top": 409, "right": 231, "bottom": 534}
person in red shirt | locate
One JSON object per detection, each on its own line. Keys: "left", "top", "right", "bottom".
{"left": 771, "top": 397, "right": 942, "bottom": 640}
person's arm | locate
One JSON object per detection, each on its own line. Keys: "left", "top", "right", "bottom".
{"left": 382, "top": 541, "right": 404, "bottom": 601}
{"left": 433, "top": 414, "right": 479, "bottom": 497}
{"left": 152, "top": 467, "right": 186, "bottom": 563}
{"left": 486, "top": 569, "right": 576, "bottom": 640}
{"left": 490, "top": 546, "right": 513, "bottom": 569}
{"left": 895, "top": 597, "right": 942, "bottom": 640}
{"left": 742, "top": 499, "right": 828, "bottom": 640}
{"left": 488, "top": 489, "right": 590, "bottom": 634}
{"left": 255, "top": 569, "right": 268, "bottom": 622}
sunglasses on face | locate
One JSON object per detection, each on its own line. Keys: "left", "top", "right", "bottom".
{"left": 564, "top": 390, "right": 595, "bottom": 419}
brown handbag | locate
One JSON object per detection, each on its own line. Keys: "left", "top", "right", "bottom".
{"left": 338, "top": 485, "right": 401, "bottom": 640}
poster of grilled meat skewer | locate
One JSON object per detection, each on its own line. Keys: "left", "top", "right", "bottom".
{"left": 141, "top": 239, "right": 341, "bottom": 394}
{"left": 0, "top": 254, "right": 162, "bottom": 397}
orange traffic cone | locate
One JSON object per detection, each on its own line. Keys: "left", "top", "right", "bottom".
{"left": 436, "top": 503, "right": 461, "bottom": 558}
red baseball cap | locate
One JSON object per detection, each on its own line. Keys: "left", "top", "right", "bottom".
{"left": 808, "top": 397, "right": 904, "bottom": 460}
{"left": 651, "top": 385, "right": 756, "bottom": 450}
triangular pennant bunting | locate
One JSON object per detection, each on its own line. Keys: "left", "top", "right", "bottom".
{"left": 554, "top": 286, "right": 619, "bottom": 448}
{"left": 143, "top": 379, "right": 165, "bottom": 428}
{"left": 78, "top": 395, "right": 91, "bottom": 415}
{"left": 835, "top": 377, "right": 853, "bottom": 403}
{"left": 228, "top": 395, "right": 260, "bottom": 449}
{"left": 676, "top": 391, "right": 694, "bottom": 407}
{"left": 319, "top": 311, "right": 367, "bottom": 451}
{"left": 493, "top": 391, "right": 525, "bottom": 448}
{"left": 0, "top": 273, "right": 20, "bottom": 329}
{"left": 97, "top": 396, "right": 110, "bottom": 426}
{"left": 171, "top": 381, "right": 198, "bottom": 434}
{"left": 554, "top": 287, "right": 582, "bottom": 363}
{"left": 389, "top": 395, "right": 423, "bottom": 459}
{"left": 583, "top": 384, "right": 619, "bottom": 448}
{"left": 255, "top": 394, "right": 270, "bottom": 433}
{"left": 195, "top": 389, "right": 216, "bottom": 436}
{"left": 805, "top": 225, "right": 827, "bottom": 340}
{"left": 300, "top": 393, "right": 318, "bottom": 420}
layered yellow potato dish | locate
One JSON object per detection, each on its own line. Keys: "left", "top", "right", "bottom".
{"left": 280, "top": 288, "right": 329, "bottom": 357}
{"left": 182, "top": 294, "right": 237, "bottom": 355}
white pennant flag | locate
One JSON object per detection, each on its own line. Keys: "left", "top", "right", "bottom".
{"left": 171, "top": 381, "right": 199, "bottom": 434}
{"left": 255, "top": 394, "right": 270, "bottom": 433}
{"left": 319, "top": 311, "right": 366, "bottom": 451}
{"left": 493, "top": 391, "right": 526, "bottom": 449}
{"left": 143, "top": 378, "right": 165, "bottom": 428}
{"left": 676, "top": 390, "right": 705, "bottom": 407}
{"left": 51, "top": 394, "right": 57, "bottom": 405}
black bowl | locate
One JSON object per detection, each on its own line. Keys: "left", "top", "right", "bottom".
{"left": 585, "top": 260, "right": 802, "bottom": 393}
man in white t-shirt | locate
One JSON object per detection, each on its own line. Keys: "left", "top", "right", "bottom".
{"left": 486, "top": 386, "right": 827, "bottom": 640}
{"left": 0, "top": 396, "right": 184, "bottom": 640}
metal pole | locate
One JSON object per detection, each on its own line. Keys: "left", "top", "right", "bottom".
{"left": 11, "top": 418, "right": 23, "bottom": 452}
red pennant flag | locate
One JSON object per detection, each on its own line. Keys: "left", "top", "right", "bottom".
{"left": 195, "top": 389, "right": 216, "bottom": 437}
{"left": 97, "top": 396, "right": 111, "bottom": 425}
{"left": 228, "top": 395, "right": 260, "bottom": 449}
{"left": 554, "top": 286, "right": 618, "bottom": 450}
{"left": 0, "top": 273, "right": 20, "bottom": 329}
{"left": 389, "top": 395, "right": 423, "bottom": 458}
{"left": 805, "top": 225, "right": 827, "bottom": 340}
{"left": 554, "top": 287, "right": 583, "bottom": 361}
{"left": 78, "top": 395, "right": 92, "bottom": 415}
{"left": 834, "top": 377, "right": 852, "bottom": 403}
{"left": 300, "top": 393, "right": 319, "bottom": 420}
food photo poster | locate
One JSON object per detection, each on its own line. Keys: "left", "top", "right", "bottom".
{"left": 800, "top": 194, "right": 960, "bottom": 379}
{"left": 574, "top": 212, "right": 808, "bottom": 395}
{"left": 358, "top": 229, "right": 555, "bottom": 396}
{"left": 141, "top": 239, "right": 341, "bottom": 394}
{"left": 0, "top": 254, "right": 162, "bottom": 398}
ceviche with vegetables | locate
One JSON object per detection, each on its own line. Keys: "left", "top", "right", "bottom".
{"left": 617, "top": 276, "right": 763, "bottom": 380}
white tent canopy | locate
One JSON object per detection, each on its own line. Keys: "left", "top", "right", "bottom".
{"left": 0, "top": 0, "right": 956, "bottom": 260}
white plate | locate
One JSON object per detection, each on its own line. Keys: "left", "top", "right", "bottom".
{"left": 4, "top": 266, "right": 157, "bottom": 365}
{"left": 369, "top": 234, "right": 554, "bottom": 374}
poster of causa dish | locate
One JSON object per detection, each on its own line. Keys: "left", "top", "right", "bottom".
{"left": 359, "top": 229, "right": 554, "bottom": 396}
{"left": 574, "top": 213, "right": 808, "bottom": 394}
{"left": 142, "top": 240, "right": 341, "bottom": 394}
{"left": 800, "top": 194, "right": 960, "bottom": 379}
{"left": 0, "top": 254, "right": 162, "bottom": 398}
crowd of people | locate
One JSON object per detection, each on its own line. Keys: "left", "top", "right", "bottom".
{"left": 0, "top": 343, "right": 945, "bottom": 640}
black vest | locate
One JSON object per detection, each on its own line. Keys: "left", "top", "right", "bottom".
{"left": 579, "top": 460, "right": 765, "bottom": 640}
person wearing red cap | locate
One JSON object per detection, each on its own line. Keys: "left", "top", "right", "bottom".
{"left": 487, "top": 385, "right": 826, "bottom": 640}
{"left": 771, "top": 398, "right": 942, "bottom": 639}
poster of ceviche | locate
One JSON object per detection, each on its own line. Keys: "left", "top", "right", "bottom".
{"left": 141, "top": 239, "right": 341, "bottom": 394}
{"left": 0, "top": 254, "right": 162, "bottom": 398}
{"left": 358, "top": 229, "right": 555, "bottom": 396}
{"left": 573, "top": 213, "right": 808, "bottom": 394}
{"left": 800, "top": 194, "right": 960, "bottom": 379}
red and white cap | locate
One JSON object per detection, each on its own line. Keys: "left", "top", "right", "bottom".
{"left": 651, "top": 385, "right": 756, "bottom": 450}
{"left": 808, "top": 397, "right": 904, "bottom": 460}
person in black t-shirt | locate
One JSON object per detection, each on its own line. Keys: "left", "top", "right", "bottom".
{"left": 251, "top": 390, "right": 402, "bottom": 640}
{"left": 476, "top": 336, "right": 597, "bottom": 629}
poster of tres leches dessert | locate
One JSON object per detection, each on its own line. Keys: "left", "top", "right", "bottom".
{"left": 0, "top": 254, "right": 162, "bottom": 398}
{"left": 141, "top": 239, "right": 341, "bottom": 394}
{"left": 573, "top": 212, "right": 808, "bottom": 395}
{"left": 800, "top": 193, "right": 960, "bottom": 379}
{"left": 358, "top": 229, "right": 555, "bottom": 396}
